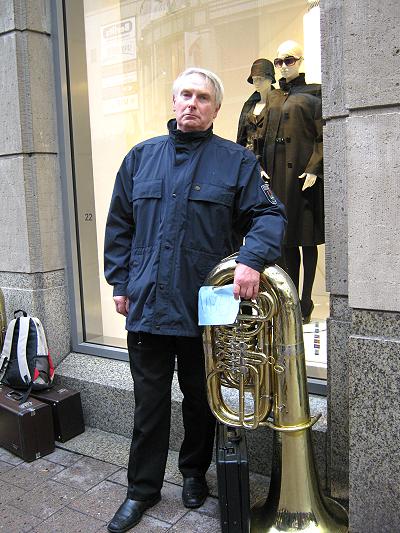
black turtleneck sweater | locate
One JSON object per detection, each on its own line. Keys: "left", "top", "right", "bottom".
{"left": 167, "top": 118, "right": 213, "bottom": 166}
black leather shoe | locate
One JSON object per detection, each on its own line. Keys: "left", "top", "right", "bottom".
{"left": 107, "top": 495, "right": 161, "bottom": 532}
{"left": 182, "top": 476, "right": 208, "bottom": 509}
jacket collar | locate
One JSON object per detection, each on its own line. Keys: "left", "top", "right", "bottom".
{"left": 279, "top": 73, "right": 306, "bottom": 92}
{"left": 167, "top": 119, "right": 213, "bottom": 144}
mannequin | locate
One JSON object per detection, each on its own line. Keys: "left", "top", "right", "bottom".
{"left": 236, "top": 58, "right": 275, "bottom": 167}
{"left": 262, "top": 40, "right": 324, "bottom": 323}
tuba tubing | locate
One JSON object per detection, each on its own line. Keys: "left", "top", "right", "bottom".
{"left": 202, "top": 255, "right": 348, "bottom": 532}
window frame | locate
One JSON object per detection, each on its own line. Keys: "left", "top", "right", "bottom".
{"left": 51, "top": 0, "right": 326, "bottom": 394}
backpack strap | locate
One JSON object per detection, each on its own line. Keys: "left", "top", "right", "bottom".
{"left": 19, "top": 382, "right": 33, "bottom": 404}
{"left": 30, "top": 316, "right": 54, "bottom": 386}
{"left": 16, "top": 317, "right": 32, "bottom": 386}
{"left": 31, "top": 317, "right": 48, "bottom": 356}
{"left": 0, "top": 318, "right": 17, "bottom": 382}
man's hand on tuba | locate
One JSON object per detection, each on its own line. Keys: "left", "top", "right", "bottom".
{"left": 233, "top": 263, "right": 260, "bottom": 301}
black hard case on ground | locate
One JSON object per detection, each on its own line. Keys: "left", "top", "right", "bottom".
{"left": 0, "top": 384, "right": 55, "bottom": 461}
{"left": 216, "top": 423, "right": 251, "bottom": 533}
{"left": 30, "top": 384, "right": 85, "bottom": 442}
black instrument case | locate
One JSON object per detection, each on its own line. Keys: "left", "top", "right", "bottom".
{"left": 216, "top": 422, "right": 251, "bottom": 533}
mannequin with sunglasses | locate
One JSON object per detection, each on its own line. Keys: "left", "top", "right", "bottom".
{"left": 262, "top": 40, "right": 324, "bottom": 323}
{"left": 236, "top": 59, "right": 275, "bottom": 168}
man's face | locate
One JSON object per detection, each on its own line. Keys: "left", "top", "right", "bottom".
{"left": 173, "top": 73, "right": 220, "bottom": 132}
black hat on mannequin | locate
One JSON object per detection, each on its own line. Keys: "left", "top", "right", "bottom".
{"left": 247, "top": 58, "right": 276, "bottom": 84}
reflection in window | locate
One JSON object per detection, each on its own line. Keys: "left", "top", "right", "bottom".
{"left": 67, "top": 0, "right": 327, "bottom": 378}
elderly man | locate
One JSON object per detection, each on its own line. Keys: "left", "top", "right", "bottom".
{"left": 104, "top": 67, "right": 286, "bottom": 532}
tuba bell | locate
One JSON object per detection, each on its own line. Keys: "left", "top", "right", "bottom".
{"left": 202, "top": 255, "right": 348, "bottom": 532}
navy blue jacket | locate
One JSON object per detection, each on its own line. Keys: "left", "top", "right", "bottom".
{"left": 104, "top": 120, "right": 286, "bottom": 336}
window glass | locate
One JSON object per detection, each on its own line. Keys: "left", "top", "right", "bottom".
{"left": 66, "top": 0, "right": 327, "bottom": 379}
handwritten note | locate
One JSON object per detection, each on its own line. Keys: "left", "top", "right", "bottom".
{"left": 198, "top": 284, "right": 240, "bottom": 325}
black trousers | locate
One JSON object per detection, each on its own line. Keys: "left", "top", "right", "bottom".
{"left": 126, "top": 332, "right": 216, "bottom": 500}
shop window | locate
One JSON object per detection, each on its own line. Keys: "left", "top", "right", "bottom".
{"left": 63, "top": 0, "right": 326, "bottom": 384}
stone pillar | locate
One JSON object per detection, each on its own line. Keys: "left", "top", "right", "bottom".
{"left": 321, "top": 0, "right": 400, "bottom": 531}
{"left": 0, "top": 0, "right": 70, "bottom": 365}
{"left": 320, "top": 0, "right": 351, "bottom": 502}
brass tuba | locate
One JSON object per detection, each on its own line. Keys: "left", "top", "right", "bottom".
{"left": 202, "top": 255, "right": 348, "bottom": 532}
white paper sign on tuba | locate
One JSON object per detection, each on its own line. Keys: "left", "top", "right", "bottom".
{"left": 198, "top": 284, "right": 240, "bottom": 326}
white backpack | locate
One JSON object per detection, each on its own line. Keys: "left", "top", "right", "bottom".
{"left": 0, "top": 310, "right": 54, "bottom": 399}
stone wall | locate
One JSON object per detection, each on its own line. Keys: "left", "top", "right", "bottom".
{"left": 0, "top": 0, "right": 70, "bottom": 365}
{"left": 321, "top": 0, "right": 400, "bottom": 531}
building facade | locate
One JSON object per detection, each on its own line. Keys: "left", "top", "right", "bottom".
{"left": 0, "top": 1, "right": 399, "bottom": 531}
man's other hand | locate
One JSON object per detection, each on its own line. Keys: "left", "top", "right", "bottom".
{"left": 113, "top": 295, "right": 129, "bottom": 317}
{"left": 233, "top": 263, "right": 260, "bottom": 301}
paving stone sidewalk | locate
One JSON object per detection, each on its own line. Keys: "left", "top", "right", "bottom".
{"left": 0, "top": 429, "right": 270, "bottom": 533}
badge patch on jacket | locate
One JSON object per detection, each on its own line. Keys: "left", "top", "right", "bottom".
{"left": 261, "top": 182, "right": 277, "bottom": 205}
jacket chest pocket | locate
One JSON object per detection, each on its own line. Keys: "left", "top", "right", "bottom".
{"left": 188, "top": 182, "right": 234, "bottom": 206}
{"left": 132, "top": 180, "right": 162, "bottom": 201}
{"left": 132, "top": 180, "right": 162, "bottom": 246}
{"left": 184, "top": 182, "right": 235, "bottom": 253}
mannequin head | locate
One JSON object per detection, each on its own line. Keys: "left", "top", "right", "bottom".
{"left": 247, "top": 58, "right": 275, "bottom": 87}
{"left": 274, "top": 40, "right": 303, "bottom": 82}
{"left": 252, "top": 76, "right": 272, "bottom": 96}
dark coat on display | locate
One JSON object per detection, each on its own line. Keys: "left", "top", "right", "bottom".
{"left": 262, "top": 74, "right": 324, "bottom": 247}
{"left": 236, "top": 92, "right": 262, "bottom": 147}
{"left": 236, "top": 91, "right": 270, "bottom": 167}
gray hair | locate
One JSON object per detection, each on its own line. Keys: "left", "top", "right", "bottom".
{"left": 172, "top": 67, "right": 224, "bottom": 107}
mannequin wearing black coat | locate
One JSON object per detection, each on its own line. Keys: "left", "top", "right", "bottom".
{"left": 263, "top": 41, "right": 324, "bottom": 323}
{"left": 236, "top": 91, "right": 268, "bottom": 159}
{"left": 236, "top": 59, "right": 275, "bottom": 170}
